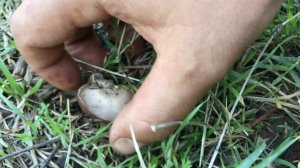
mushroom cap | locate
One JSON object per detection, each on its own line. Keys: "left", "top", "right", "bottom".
{"left": 78, "top": 75, "right": 133, "bottom": 121}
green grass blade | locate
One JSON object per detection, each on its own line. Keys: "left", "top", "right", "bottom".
{"left": 0, "top": 59, "right": 24, "bottom": 95}
{"left": 166, "top": 99, "right": 208, "bottom": 147}
{"left": 0, "top": 89, "right": 36, "bottom": 132}
{"left": 0, "top": 44, "right": 15, "bottom": 58}
{"left": 239, "top": 143, "right": 266, "bottom": 168}
{"left": 0, "top": 89, "right": 25, "bottom": 120}
{"left": 289, "top": 70, "right": 300, "bottom": 87}
{"left": 254, "top": 136, "right": 300, "bottom": 168}
{"left": 75, "top": 123, "right": 110, "bottom": 147}
{"left": 275, "top": 158, "right": 297, "bottom": 168}
{"left": 26, "top": 78, "right": 44, "bottom": 96}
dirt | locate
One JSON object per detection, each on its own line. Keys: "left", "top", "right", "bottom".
{"left": 253, "top": 108, "right": 300, "bottom": 166}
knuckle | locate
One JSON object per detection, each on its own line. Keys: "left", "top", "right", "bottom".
{"left": 98, "top": 0, "right": 125, "bottom": 18}
{"left": 10, "top": 11, "right": 22, "bottom": 40}
{"left": 10, "top": 9, "right": 32, "bottom": 47}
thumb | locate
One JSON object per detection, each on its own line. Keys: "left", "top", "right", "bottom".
{"left": 109, "top": 50, "right": 221, "bottom": 155}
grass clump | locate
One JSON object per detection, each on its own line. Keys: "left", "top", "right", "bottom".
{"left": 0, "top": 0, "right": 300, "bottom": 167}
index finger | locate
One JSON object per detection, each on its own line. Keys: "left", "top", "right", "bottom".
{"left": 10, "top": 0, "right": 110, "bottom": 90}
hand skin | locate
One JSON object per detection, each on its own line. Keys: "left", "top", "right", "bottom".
{"left": 10, "top": 0, "right": 281, "bottom": 155}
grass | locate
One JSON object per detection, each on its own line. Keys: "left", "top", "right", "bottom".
{"left": 0, "top": 0, "right": 300, "bottom": 167}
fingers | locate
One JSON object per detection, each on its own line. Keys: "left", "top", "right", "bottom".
{"left": 10, "top": 0, "right": 110, "bottom": 90}
{"left": 65, "top": 27, "right": 107, "bottom": 70}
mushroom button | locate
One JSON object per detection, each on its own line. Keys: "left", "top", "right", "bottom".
{"left": 78, "top": 73, "right": 133, "bottom": 121}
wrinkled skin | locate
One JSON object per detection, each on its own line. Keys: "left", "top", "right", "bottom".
{"left": 10, "top": 0, "right": 281, "bottom": 154}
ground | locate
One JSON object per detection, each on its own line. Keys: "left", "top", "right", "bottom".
{"left": 0, "top": 0, "right": 300, "bottom": 168}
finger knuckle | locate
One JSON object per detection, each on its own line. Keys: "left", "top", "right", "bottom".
{"left": 98, "top": 0, "right": 125, "bottom": 18}
{"left": 10, "top": 10, "right": 23, "bottom": 42}
{"left": 10, "top": 9, "right": 33, "bottom": 47}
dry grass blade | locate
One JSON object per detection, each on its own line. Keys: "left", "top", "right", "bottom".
{"left": 129, "top": 124, "right": 147, "bottom": 168}
{"left": 64, "top": 133, "right": 74, "bottom": 168}
{"left": 73, "top": 58, "right": 141, "bottom": 82}
{"left": 277, "top": 90, "right": 300, "bottom": 100}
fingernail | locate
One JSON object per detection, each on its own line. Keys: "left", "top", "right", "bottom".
{"left": 113, "top": 138, "right": 144, "bottom": 155}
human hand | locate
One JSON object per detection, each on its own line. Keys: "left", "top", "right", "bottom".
{"left": 10, "top": 0, "right": 281, "bottom": 154}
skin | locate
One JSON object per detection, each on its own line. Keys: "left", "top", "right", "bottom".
{"left": 10, "top": 0, "right": 281, "bottom": 155}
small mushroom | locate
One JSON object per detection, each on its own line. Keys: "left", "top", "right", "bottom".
{"left": 78, "top": 73, "right": 133, "bottom": 121}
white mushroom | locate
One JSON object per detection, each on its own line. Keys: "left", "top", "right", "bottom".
{"left": 78, "top": 73, "right": 133, "bottom": 121}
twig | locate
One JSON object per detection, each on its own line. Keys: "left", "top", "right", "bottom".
{"left": 40, "top": 143, "right": 61, "bottom": 168}
{"left": 0, "top": 136, "right": 60, "bottom": 161}
{"left": 73, "top": 58, "right": 141, "bottom": 83}
{"left": 207, "top": 12, "right": 300, "bottom": 168}
{"left": 250, "top": 108, "right": 279, "bottom": 127}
